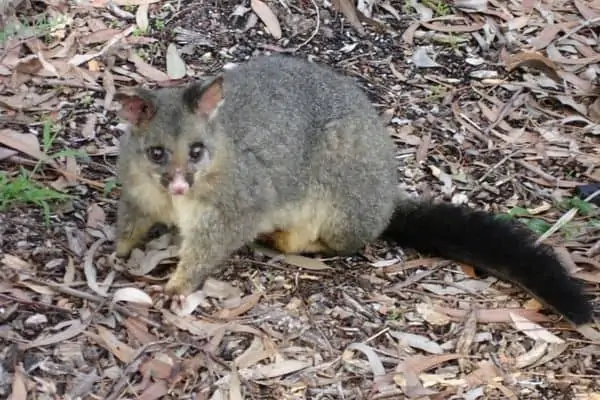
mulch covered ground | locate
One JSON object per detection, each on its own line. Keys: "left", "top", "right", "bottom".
{"left": 1, "top": 0, "right": 599, "bottom": 398}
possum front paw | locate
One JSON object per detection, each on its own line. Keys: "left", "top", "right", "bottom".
{"left": 163, "top": 261, "right": 210, "bottom": 312}
{"left": 115, "top": 238, "right": 138, "bottom": 258}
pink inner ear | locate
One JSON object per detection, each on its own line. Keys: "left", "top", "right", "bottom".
{"left": 197, "top": 80, "right": 223, "bottom": 116}
{"left": 119, "top": 96, "right": 154, "bottom": 125}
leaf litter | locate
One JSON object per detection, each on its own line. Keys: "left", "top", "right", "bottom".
{"left": 0, "top": 0, "right": 600, "bottom": 398}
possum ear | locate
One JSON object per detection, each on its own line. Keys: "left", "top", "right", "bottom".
{"left": 115, "top": 87, "right": 157, "bottom": 127}
{"left": 183, "top": 76, "right": 224, "bottom": 119}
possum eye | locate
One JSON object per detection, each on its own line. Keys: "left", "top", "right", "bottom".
{"left": 146, "top": 146, "right": 167, "bottom": 164}
{"left": 189, "top": 142, "right": 205, "bottom": 162}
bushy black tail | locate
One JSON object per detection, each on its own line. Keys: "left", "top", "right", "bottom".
{"left": 381, "top": 200, "right": 594, "bottom": 326}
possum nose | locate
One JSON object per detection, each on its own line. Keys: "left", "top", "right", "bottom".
{"left": 168, "top": 170, "right": 190, "bottom": 195}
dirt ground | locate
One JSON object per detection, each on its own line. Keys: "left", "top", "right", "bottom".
{"left": 1, "top": 0, "right": 600, "bottom": 398}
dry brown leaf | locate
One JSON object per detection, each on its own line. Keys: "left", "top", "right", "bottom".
{"left": 2, "top": 254, "right": 33, "bottom": 271}
{"left": 456, "top": 310, "right": 477, "bottom": 371}
{"left": 434, "top": 305, "right": 551, "bottom": 324}
{"left": 396, "top": 353, "right": 462, "bottom": 374}
{"left": 394, "top": 371, "right": 438, "bottom": 398}
{"left": 166, "top": 43, "right": 187, "bottom": 79}
{"left": 229, "top": 367, "right": 244, "bottom": 400}
{"left": 19, "top": 319, "right": 86, "bottom": 350}
{"left": 509, "top": 313, "right": 564, "bottom": 343}
{"left": 138, "top": 380, "right": 169, "bottom": 400}
{"left": 126, "top": 246, "right": 178, "bottom": 276}
{"left": 81, "top": 113, "right": 97, "bottom": 139}
{"left": 63, "top": 257, "right": 75, "bottom": 284}
{"left": 69, "top": 25, "right": 135, "bottom": 66}
{"left": 93, "top": 325, "right": 136, "bottom": 363}
{"left": 250, "top": 0, "right": 282, "bottom": 39}
{"left": 246, "top": 359, "right": 311, "bottom": 380}
{"left": 89, "top": 0, "right": 160, "bottom": 6}
{"left": 139, "top": 356, "right": 175, "bottom": 380}
{"left": 531, "top": 22, "right": 578, "bottom": 50}
{"left": 86, "top": 203, "right": 105, "bottom": 229}
{"left": 0, "top": 129, "right": 58, "bottom": 167}
{"left": 401, "top": 21, "right": 420, "bottom": 44}
{"left": 343, "top": 342, "right": 386, "bottom": 377}
{"left": 464, "top": 360, "right": 502, "bottom": 386}
{"left": 128, "top": 52, "right": 170, "bottom": 81}
{"left": 11, "top": 366, "right": 27, "bottom": 400}
{"left": 390, "top": 331, "right": 444, "bottom": 354}
{"left": 589, "top": 98, "right": 600, "bottom": 123}
{"left": 234, "top": 336, "right": 272, "bottom": 369}
{"left": 503, "top": 51, "right": 561, "bottom": 82}
{"left": 531, "top": 342, "right": 569, "bottom": 368}
{"left": 80, "top": 28, "right": 123, "bottom": 45}
{"left": 0, "top": 146, "right": 18, "bottom": 161}
{"left": 84, "top": 238, "right": 110, "bottom": 297}
{"left": 332, "top": 0, "right": 365, "bottom": 35}
{"left": 574, "top": 0, "right": 600, "bottom": 20}
{"left": 112, "top": 287, "right": 153, "bottom": 306}
{"left": 162, "top": 309, "right": 225, "bottom": 338}
{"left": 573, "top": 270, "right": 600, "bottom": 283}
{"left": 513, "top": 342, "right": 548, "bottom": 369}
{"left": 421, "top": 20, "right": 484, "bottom": 33}
{"left": 416, "top": 302, "right": 452, "bottom": 325}
{"left": 215, "top": 292, "right": 262, "bottom": 319}
{"left": 136, "top": 3, "right": 149, "bottom": 31}
{"left": 282, "top": 254, "right": 332, "bottom": 270}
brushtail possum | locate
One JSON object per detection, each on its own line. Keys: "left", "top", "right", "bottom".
{"left": 114, "top": 55, "right": 594, "bottom": 329}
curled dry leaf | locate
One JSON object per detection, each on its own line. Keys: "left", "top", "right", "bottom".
{"left": 216, "top": 292, "right": 262, "bottom": 319}
{"left": 234, "top": 336, "right": 272, "bottom": 369}
{"left": 250, "top": 0, "right": 282, "bottom": 39}
{"left": 112, "top": 287, "right": 153, "bottom": 306}
{"left": 509, "top": 312, "right": 564, "bottom": 344}
{"left": 502, "top": 51, "right": 561, "bottom": 82}
{"left": 513, "top": 341, "right": 548, "bottom": 369}
{"left": 202, "top": 277, "right": 243, "bottom": 300}
{"left": 172, "top": 290, "right": 210, "bottom": 316}
{"left": 391, "top": 331, "right": 444, "bottom": 354}
{"left": 412, "top": 47, "right": 441, "bottom": 68}
{"left": 127, "top": 247, "right": 179, "bottom": 276}
{"left": 342, "top": 342, "right": 386, "bottom": 376}
{"left": 166, "top": 43, "right": 186, "bottom": 79}
{"left": 135, "top": 3, "right": 149, "bottom": 31}
{"left": 84, "top": 238, "right": 110, "bottom": 297}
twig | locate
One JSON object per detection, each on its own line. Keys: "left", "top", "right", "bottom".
{"left": 28, "top": 278, "right": 161, "bottom": 328}
{"left": 536, "top": 189, "right": 600, "bottom": 244}
{"left": 557, "top": 17, "right": 600, "bottom": 43}
{"left": 483, "top": 87, "right": 524, "bottom": 135}
{"left": 258, "top": 0, "right": 320, "bottom": 53}
{"left": 104, "top": 340, "right": 172, "bottom": 400}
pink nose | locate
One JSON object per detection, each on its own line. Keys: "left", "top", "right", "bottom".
{"left": 170, "top": 183, "right": 188, "bottom": 195}
{"left": 168, "top": 171, "right": 190, "bottom": 195}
